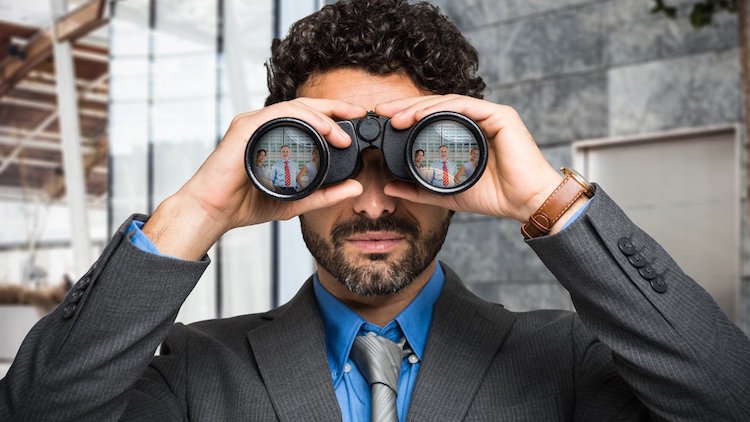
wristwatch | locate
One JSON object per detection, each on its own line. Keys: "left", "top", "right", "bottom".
{"left": 521, "top": 167, "right": 595, "bottom": 239}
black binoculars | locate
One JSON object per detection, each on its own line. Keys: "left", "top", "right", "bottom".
{"left": 244, "top": 111, "right": 488, "bottom": 200}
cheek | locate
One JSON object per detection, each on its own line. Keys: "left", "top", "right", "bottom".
{"left": 302, "top": 201, "right": 350, "bottom": 234}
{"left": 404, "top": 203, "right": 450, "bottom": 231}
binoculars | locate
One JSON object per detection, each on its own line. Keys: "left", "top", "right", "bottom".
{"left": 244, "top": 111, "right": 488, "bottom": 200}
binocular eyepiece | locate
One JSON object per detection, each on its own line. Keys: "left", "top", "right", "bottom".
{"left": 244, "top": 111, "right": 488, "bottom": 200}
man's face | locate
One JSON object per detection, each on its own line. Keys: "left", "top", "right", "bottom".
{"left": 298, "top": 68, "right": 452, "bottom": 297}
{"left": 439, "top": 146, "right": 448, "bottom": 160}
{"left": 281, "top": 146, "right": 291, "bottom": 160}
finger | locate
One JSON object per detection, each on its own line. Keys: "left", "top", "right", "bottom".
{"left": 408, "top": 98, "right": 514, "bottom": 139}
{"left": 374, "top": 95, "right": 443, "bottom": 117}
{"left": 284, "top": 179, "right": 363, "bottom": 217}
{"left": 228, "top": 99, "right": 365, "bottom": 149}
{"left": 294, "top": 97, "right": 368, "bottom": 120}
{"left": 387, "top": 95, "right": 469, "bottom": 130}
{"left": 383, "top": 180, "right": 461, "bottom": 210}
{"left": 295, "top": 97, "right": 369, "bottom": 147}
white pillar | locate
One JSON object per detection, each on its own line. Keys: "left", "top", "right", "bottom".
{"left": 50, "top": 0, "right": 93, "bottom": 276}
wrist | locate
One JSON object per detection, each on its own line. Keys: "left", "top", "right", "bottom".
{"left": 142, "top": 192, "right": 227, "bottom": 261}
{"left": 548, "top": 195, "right": 587, "bottom": 235}
{"left": 520, "top": 168, "right": 594, "bottom": 239}
{"left": 514, "top": 173, "right": 564, "bottom": 222}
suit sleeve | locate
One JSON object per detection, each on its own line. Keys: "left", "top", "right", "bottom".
{"left": 0, "top": 215, "right": 209, "bottom": 421}
{"left": 527, "top": 186, "right": 750, "bottom": 420}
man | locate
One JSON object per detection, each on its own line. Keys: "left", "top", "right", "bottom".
{"left": 270, "top": 145, "right": 299, "bottom": 193}
{"left": 1, "top": 1, "right": 749, "bottom": 421}
{"left": 429, "top": 145, "right": 457, "bottom": 188}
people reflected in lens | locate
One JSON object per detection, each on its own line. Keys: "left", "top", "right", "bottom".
{"left": 253, "top": 149, "right": 273, "bottom": 189}
{"left": 455, "top": 147, "right": 479, "bottom": 185}
{"left": 429, "top": 145, "right": 457, "bottom": 188}
{"left": 413, "top": 148, "right": 432, "bottom": 180}
{"left": 271, "top": 145, "right": 299, "bottom": 194}
{"left": 297, "top": 148, "right": 320, "bottom": 189}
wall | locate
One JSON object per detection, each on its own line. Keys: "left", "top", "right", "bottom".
{"left": 431, "top": 0, "right": 746, "bottom": 331}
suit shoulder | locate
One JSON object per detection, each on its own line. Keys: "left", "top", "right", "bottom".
{"left": 164, "top": 311, "right": 273, "bottom": 352}
{"left": 509, "top": 309, "right": 581, "bottom": 336}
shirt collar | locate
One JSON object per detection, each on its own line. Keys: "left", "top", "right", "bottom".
{"left": 312, "top": 264, "right": 445, "bottom": 384}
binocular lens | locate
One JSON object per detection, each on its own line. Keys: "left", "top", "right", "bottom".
{"left": 247, "top": 120, "right": 327, "bottom": 199}
{"left": 409, "top": 119, "right": 483, "bottom": 192}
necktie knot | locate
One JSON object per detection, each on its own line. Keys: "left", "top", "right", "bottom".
{"left": 351, "top": 334, "right": 402, "bottom": 392}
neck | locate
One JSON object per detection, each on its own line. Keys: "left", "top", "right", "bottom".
{"left": 317, "top": 260, "right": 437, "bottom": 327}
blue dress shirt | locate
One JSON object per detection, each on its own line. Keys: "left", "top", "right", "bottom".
{"left": 313, "top": 266, "right": 444, "bottom": 422}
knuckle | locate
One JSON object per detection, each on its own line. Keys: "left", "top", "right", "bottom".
{"left": 500, "top": 105, "right": 520, "bottom": 118}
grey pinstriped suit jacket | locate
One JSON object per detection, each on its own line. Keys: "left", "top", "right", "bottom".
{"left": 1, "top": 188, "right": 749, "bottom": 421}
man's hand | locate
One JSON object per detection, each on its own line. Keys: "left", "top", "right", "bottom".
{"left": 375, "top": 95, "right": 585, "bottom": 233}
{"left": 143, "top": 98, "right": 367, "bottom": 260}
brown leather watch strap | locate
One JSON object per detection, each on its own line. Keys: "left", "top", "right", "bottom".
{"left": 521, "top": 172, "right": 590, "bottom": 239}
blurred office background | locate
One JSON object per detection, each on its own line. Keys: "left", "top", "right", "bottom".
{"left": 0, "top": 0, "right": 748, "bottom": 377}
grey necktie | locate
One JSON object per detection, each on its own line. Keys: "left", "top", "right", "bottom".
{"left": 350, "top": 333, "right": 406, "bottom": 422}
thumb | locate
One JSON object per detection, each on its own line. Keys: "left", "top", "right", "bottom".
{"left": 384, "top": 180, "right": 457, "bottom": 209}
{"left": 288, "top": 179, "right": 363, "bottom": 216}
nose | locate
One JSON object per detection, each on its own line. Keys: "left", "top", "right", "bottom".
{"left": 351, "top": 149, "right": 396, "bottom": 219}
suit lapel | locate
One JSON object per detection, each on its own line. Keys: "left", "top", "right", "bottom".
{"left": 246, "top": 279, "right": 342, "bottom": 421}
{"left": 407, "top": 263, "right": 517, "bottom": 421}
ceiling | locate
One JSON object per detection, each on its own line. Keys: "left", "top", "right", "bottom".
{"left": 0, "top": 0, "right": 109, "bottom": 202}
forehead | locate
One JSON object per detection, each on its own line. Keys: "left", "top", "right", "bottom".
{"left": 298, "top": 68, "right": 424, "bottom": 109}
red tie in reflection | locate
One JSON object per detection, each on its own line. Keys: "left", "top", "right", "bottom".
{"left": 285, "top": 161, "right": 291, "bottom": 187}
{"left": 443, "top": 161, "right": 449, "bottom": 187}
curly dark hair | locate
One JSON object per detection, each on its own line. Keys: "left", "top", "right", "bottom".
{"left": 264, "top": 0, "right": 486, "bottom": 106}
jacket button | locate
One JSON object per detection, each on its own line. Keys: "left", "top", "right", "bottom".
{"left": 639, "top": 265, "right": 657, "bottom": 280}
{"left": 68, "top": 290, "right": 84, "bottom": 303}
{"left": 651, "top": 276, "right": 667, "bottom": 293}
{"left": 78, "top": 275, "right": 91, "bottom": 290}
{"left": 617, "top": 238, "right": 636, "bottom": 256}
{"left": 62, "top": 303, "right": 77, "bottom": 319}
{"left": 628, "top": 253, "right": 646, "bottom": 268}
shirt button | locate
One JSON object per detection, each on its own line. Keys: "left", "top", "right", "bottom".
{"left": 408, "top": 355, "right": 419, "bottom": 364}
{"left": 344, "top": 363, "right": 352, "bottom": 373}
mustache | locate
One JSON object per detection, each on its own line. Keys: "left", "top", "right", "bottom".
{"left": 331, "top": 214, "right": 420, "bottom": 244}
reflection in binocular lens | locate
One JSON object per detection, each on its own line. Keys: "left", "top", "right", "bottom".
{"left": 251, "top": 126, "right": 321, "bottom": 194}
{"left": 411, "top": 121, "right": 480, "bottom": 189}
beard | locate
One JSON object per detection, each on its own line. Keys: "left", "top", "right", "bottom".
{"left": 300, "top": 212, "right": 451, "bottom": 296}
